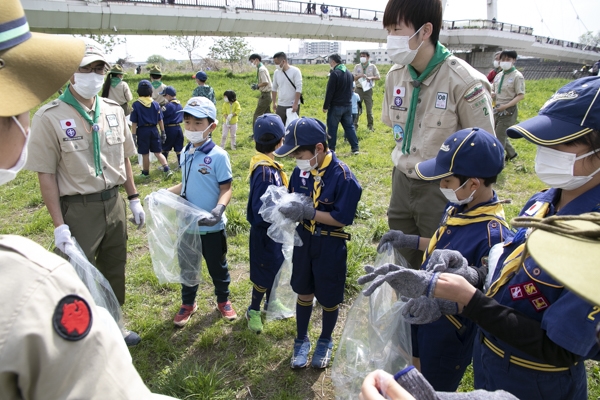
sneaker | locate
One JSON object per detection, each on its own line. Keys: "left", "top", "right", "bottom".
{"left": 164, "top": 169, "right": 174, "bottom": 178}
{"left": 352, "top": 150, "right": 360, "bottom": 155}
{"left": 368, "top": 126, "right": 374, "bottom": 132}
{"left": 173, "top": 303, "right": 198, "bottom": 327}
{"left": 505, "top": 153, "right": 518, "bottom": 162}
{"left": 265, "top": 299, "right": 292, "bottom": 318}
{"left": 311, "top": 338, "right": 333, "bottom": 369}
{"left": 122, "top": 329, "right": 141, "bottom": 347}
{"left": 173, "top": 165, "right": 181, "bottom": 172}
{"left": 246, "top": 308, "right": 263, "bottom": 333}
{"left": 291, "top": 337, "right": 312, "bottom": 369}
{"left": 138, "top": 172, "right": 150, "bottom": 179}
{"left": 217, "top": 300, "right": 237, "bottom": 320}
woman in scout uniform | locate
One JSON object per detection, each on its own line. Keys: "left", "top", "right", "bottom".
{"left": 101, "top": 64, "right": 133, "bottom": 116}
{"left": 149, "top": 65, "right": 167, "bottom": 106}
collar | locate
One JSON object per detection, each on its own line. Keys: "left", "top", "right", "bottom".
{"left": 196, "top": 138, "right": 215, "bottom": 154}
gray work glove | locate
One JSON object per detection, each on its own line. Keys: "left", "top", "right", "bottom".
{"left": 425, "top": 249, "right": 479, "bottom": 286}
{"left": 377, "top": 230, "right": 420, "bottom": 252}
{"left": 279, "top": 201, "right": 316, "bottom": 222}
{"left": 198, "top": 204, "right": 225, "bottom": 227}
{"left": 357, "top": 263, "right": 440, "bottom": 298}
{"left": 401, "top": 295, "right": 458, "bottom": 325}
{"left": 160, "top": 131, "right": 167, "bottom": 144}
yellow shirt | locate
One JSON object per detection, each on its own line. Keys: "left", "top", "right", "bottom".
{"left": 221, "top": 100, "right": 242, "bottom": 125}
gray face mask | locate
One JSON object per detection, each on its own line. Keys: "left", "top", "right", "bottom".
{"left": 0, "top": 116, "right": 29, "bottom": 186}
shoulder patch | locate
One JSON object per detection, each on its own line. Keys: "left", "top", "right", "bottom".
{"left": 464, "top": 84, "right": 485, "bottom": 102}
{"left": 53, "top": 295, "right": 92, "bottom": 341}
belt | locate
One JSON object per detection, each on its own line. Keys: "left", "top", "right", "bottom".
{"left": 142, "top": 124, "right": 156, "bottom": 127}
{"left": 302, "top": 223, "right": 351, "bottom": 240}
{"left": 166, "top": 123, "right": 180, "bottom": 127}
{"left": 61, "top": 186, "right": 119, "bottom": 203}
{"left": 481, "top": 334, "right": 575, "bottom": 372}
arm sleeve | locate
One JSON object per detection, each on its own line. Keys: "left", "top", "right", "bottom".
{"left": 130, "top": 103, "right": 138, "bottom": 123}
{"left": 25, "top": 112, "right": 61, "bottom": 174}
{"left": 323, "top": 73, "right": 336, "bottom": 110}
{"left": 124, "top": 84, "right": 133, "bottom": 102}
{"left": 515, "top": 75, "right": 525, "bottom": 95}
{"left": 294, "top": 69, "right": 303, "bottom": 93}
{"left": 381, "top": 71, "right": 393, "bottom": 127}
{"left": 328, "top": 171, "right": 362, "bottom": 226}
{"left": 272, "top": 71, "right": 279, "bottom": 92}
{"left": 456, "top": 81, "right": 495, "bottom": 135}
{"left": 215, "top": 152, "right": 233, "bottom": 184}
{"left": 249, "top": 169, "right": 273, "bottom": 228}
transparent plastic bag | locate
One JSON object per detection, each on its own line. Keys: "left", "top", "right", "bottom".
{"left": 265, "top": 244, "right": 296, "bottom": 322}
{"left": 144, "top": 189, "right": 213, "bottom": 287}
{"left": 332, "top": 244, "right": 413, "bottom": 400}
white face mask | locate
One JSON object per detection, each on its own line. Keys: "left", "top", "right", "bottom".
{"left": 72, "top": 72, "right": 105, "bottom": 99}
{"left": 386, "top": 26, "right": 424, "bottom": 65}
{"left": 493, "top": 60, "right": 500, "bottom": 69}
{"left": 296, "top": 153, "right": 318, "bottom": 172}
{"left": 439, "top": 178, "right": 478, "bottom": 205}
{"left": 0, "top": 116, "right": 29, "bottom": 186}
{"left": 535, "top": 146, "right": 600, "bottom": 191}
{"left": 360, "top": 57, "right": 367, "bottom": 64}
{"left": 276, "top": 63, "right": 282, "bottom": 70}
{"left": 223, "top": 97, "right": 229, "bottom": 103}
{"left": 500, "top": 61, "right": 513, "bottom": 70}
{"left": 184, "top": 125, "right": 212, "bottom": 144}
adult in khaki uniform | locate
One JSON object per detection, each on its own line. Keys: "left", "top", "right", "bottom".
{"left": 101, "top": 64, "right": 133, "bottom": 116}
{"left": 353, "top": 51, "right": 380, "bottom": 131}
{"left": 149, "top": 65, "right": 168, "bottom": 106}
{"left": 381, "top": 0, "right": 495, "bottom": 270}
{"left": 249, "top": 53, "right": 273, "bottom": 124}
{"left": 492, "top": 50, "right": 524, "bottom": 161}
{"left": 0, "top": 2, "right": 176, "bottom": 397}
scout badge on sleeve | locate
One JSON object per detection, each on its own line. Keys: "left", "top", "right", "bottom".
{"left": 53, "top": 295, "right": 92, "bottom": 341}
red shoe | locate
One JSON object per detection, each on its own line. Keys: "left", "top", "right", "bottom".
{"left": 173, "top": 303, "right": 198, "bottom": 327}
{"left": 217, "top": 300, "right": 237, "bottom": 321}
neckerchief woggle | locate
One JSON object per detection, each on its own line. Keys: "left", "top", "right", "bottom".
{"left": 307, "top": 151, "right": 333, "bottom": 233}
{"left": 247, "top": 153, "right": 289, "bottom": 187}
{"left": 403, "top": 42, "right": 452, "bottom": 155}
{"left": 59, "top": 87, "right": 103, "bottom": 176}
{"left": 497, "top": 66, "right": 515, "bottom": 94}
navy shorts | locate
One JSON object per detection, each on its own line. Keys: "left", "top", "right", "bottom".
{"left": 137, "top": 126, "right": 162, "bottom": 154}
{"left": 291, "top": 226, "right": 347, "bottom": 308}
{"left": 249, "top": 225, "right": 284, "bottom": 288}
{"left": 163, "top": 125, "right": 184, "bottom": 153}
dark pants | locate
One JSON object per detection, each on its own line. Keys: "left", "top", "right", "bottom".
{"left": 253, "top": 92, "right": 272, "bottom": 124}
{"left": 179, "top": 230, "right": 231, "bottom": 304}
{"left": 326, "top": 104, "right": 359, "bottom": 152}
{"left": 355, "top": 87, "right": 373, "bottom": 129}
{"left": 276, "top": 104, "right": 301, "bottom": 125}
{"left": 494, "top": 109, "right": 518, "bottom": 158}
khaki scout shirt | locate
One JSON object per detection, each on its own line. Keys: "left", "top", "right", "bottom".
{"left": 152, "top": 82, "right": 167, "bottom": 106}
{"left": 353, "top": 62, "right": 380, "bottom": 89}
{"left": 493, "top": 69, "right": 525, "bottom": 106}
{"left": 108, "top": 80, "right": 133, "bottom": 106}
{"left": 258, "top": 64, "right": 272, "bottom": 93}
{"left": 26, "top": 96, "right": 137, "bottom": 197}
{"left": 382, "top": 56, "right": 495, "bottom": 178}
{"left": 0, "top": 235, "right": 154, "bottom": 399}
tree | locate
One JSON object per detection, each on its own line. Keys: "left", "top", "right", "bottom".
{"left": 579, "top": 30, "right": 600, "bottom": 49}
{"left": 147, "top": 54, "right": 167, "bottom": 65}
{"left": 77, "top": 34, "right": 125, "bottom": 55}
{"left": 353, "top": 50, "right": 361, "bottom": 64}
{"left": 208, "top": 37, "right": 253, "bottom": 72}
{"left": 168, "top": 35, "right": 204, "bottom": 71}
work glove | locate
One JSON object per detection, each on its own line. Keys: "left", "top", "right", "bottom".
{"left": 198, "top": 204, "right": 225, "bottom": 227}
{"left": 279, "top": 200, "right": 316, "bottom": 222}
{"left": 425, "top": 249, "right": 479, "bottom": 286}
{"left": 129, "top": 199, "right": 145, "bottom": 229}
{"left": 161, "top": 131, "right": 166, "bottom": 144}
{"left": 358, "top": 263, "right": 440, "bottom": 298}
{"left": 251, "top": 83, "right": 259, "bottom": 90}
{"left": 377, "top": 230, "right": 419, "bottom": 252}
{"left": 54, "top": 224, "right": 75, "bottom": 253}
{"left": 401, "top": 295, "right": 458, "bottom": 325}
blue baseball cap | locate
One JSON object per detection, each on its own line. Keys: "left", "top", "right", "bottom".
{"left": 193, "top": 71, "right": 208, "bottom": 81}
{"left": 159, "top": 85, "right": 176, "bottom": 96}
{"left": 178, "top": 96, "right": 217, "bottom": 121}
{"left": 254, "top": 114, "right": 285, "bottom": 145}
{"left": 415, "top": 127, "right": 504, "bottom": 180}
{"left": 507, "top": 76, "right": 600, "bottom": 145}
{"left": 274, "top": 117, "right": 327, "bottom": 157}
{"left": 137, "top": 79, "right": 152, "bottom": 90}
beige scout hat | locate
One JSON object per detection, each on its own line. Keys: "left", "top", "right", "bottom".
{"left": 0, "top": 0, "right": 85, "bottom": 116}
{"left": 80, "top": 37, "right": 108, "bottom": 67}
{"left": 109, "top": 64, "right": 126, "bottom": 75}
{"left": 513, "top": 213, "right": 600, "bottom": 306}
{"left": 148, "top": 65, "right": 163, "bottom": 76}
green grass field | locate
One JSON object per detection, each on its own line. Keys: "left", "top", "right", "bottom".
{"left": 1, "top": 65, "right": 598, "bottom": 399}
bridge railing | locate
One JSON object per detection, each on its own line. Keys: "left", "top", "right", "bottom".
{"left": 442, "top": 19, "right": 534, "bottom": 35}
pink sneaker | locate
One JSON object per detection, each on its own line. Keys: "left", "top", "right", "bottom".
{"left": 217, "top": 300, "right": 237, "bottom": 320}
{"left": 173, "top": 303, "right": 198, "bottom": 327}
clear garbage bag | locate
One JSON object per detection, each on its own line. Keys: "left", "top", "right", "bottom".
{"left": 265, "top": 244, "right": 296, "bottom": 322}
{"left": 144, "top": 189, "right": 213, "bottom": 287}
{"left": 332, "top": 244, "right": 413, "bottom": 400}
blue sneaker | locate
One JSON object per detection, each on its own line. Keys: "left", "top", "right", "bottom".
{"left": 291, "top": 337, "right": 311, "bottom": 369}
{"left": 311, "top": 338, "right": 333, "bottom": 369}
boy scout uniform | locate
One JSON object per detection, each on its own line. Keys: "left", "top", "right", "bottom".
{"left": 493, "top": 68, "right": 525, "bottom": 159}
{"left": 352, "top": 62, "right": 380, "bottom": 129}
{"left": 253, "top": 63, "right": 273, "bottom": 123}
{"left": 26, "top": 96, "right": 137, "bottom": 305}
{"left": 149, "top": 66, "right": 167, "bottom": 106}
{"left": 382, "top": 55, "right": 495, "bottom": 270}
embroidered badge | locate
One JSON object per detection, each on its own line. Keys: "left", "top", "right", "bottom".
{"left": 53, "top": 295, "right": 92, "bottom": 341}
{"left": 106, "top": 114, "right": 119, "bottom": 127}
{"left": 301, "top": 178, "right": 307, "bottom": 186}
{"left": 393, "top": 86, "right": 406, "bottom": 97}
{"left": 509, "top": 284, "right": 524, "bottom": 300}
{"left": 300, "top": 170, "right": 310, "bottom": 178}
{"left": 65, "top": 128, "right": 77, "bottom": 138}
{"left": 523, "top": 282, "right": 539, "bottom": 296}
{"left": 530, "top": 296, "right": 549, "bottom": 312}
{"left": 204, "top": 156, "right": 212, "bottom": 164}
{"left": 464, "top": 84, "right": 484, "bottom": 102}
{"left": 440, "top": 144, "right": 450, "bottom": 152}
{"left": 393, "top": 124, "right": 404, "bottom": 142}
{"left": 524, "top": 201, "right": 543, "bottom": 216}
{"left": 435, "top": 92, "right": 448, "bottom": 109}
{"left": 60, "top": 119, "right": 77, "bottom": 130}
{"left": 199, "top": 167, "right": 209, "bottom": 175}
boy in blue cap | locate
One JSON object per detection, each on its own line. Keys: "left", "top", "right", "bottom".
{"left": 376, "top": 127, "right": 513, "bottom": 391}
{"left": 167, "top": 96, "right": 237, "bottom": 325}
{"left": 246, "top": 114, "right": 289, "bottom": 334}
{"left": 192, "top": 71, "right": 216, "bottom": 105}
{"left": 159, "top": 85, "right": 184, "bottom": 168}
{"left": 130, "top": 79, "right": 172, "bottom": 178}
{"left": 275, "top": 117, "right": 362, "bottom": 369}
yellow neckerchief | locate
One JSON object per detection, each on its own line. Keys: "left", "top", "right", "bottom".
{"left": 424, "top": 201, "right": 510, "bottom": 264}
{"left": 247, "top": 153, "right": 289, "bottom": 187}
{"left": 307, "top": 151, "right": 333, "bottom": 233}
{"left": 486, "top": 202, "right": 550, "bottom": 297}
{"left": 137, "top": 96, "right": 153, "bottom": 107}
{"left": 170, "top": 99, "right": 180, "bottom": 105}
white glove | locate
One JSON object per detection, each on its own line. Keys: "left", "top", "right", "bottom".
{"left": 54, "top": 224, "right": 75, "bottom": 253}
{"left": 129, "top": 199, "right": 145, "bottom": 229}
{"left": 226, "top": 114, "right": 232, "bottom": 125}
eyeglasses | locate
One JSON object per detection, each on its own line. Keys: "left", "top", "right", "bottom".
{"left": 78, "top": 65, "right": 108, "bottom": 75}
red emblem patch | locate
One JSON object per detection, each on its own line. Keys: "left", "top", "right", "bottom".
{"left": 509, "top": 284, "right": 524, "bottom": 300}
{"left": 53, "top": 295, "right": 92, "bottom": 341}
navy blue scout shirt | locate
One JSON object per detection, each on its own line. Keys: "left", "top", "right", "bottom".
{"left": 288, "top": 151, "right": 362, "bottom": 228}
{"left": 130, "top": 98, "right": 163, "bottom": 126}
{"left": 247, "top": 165, "right": 285, "bottom": 227}
{"left": 323, "top": 66, "right": 354, "bottom": 110}
{"left": 162, "top": 100, "right": 183, "bottom": 125}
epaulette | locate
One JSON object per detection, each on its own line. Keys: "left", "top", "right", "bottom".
{"left": 34, "top": 99, "right": 62, "bottom": 116}
{"left": 387, "top": 63, "right": 406, "bottom": 75}
{"left": 101, "top": 97, "right": 120, "bottom": 106}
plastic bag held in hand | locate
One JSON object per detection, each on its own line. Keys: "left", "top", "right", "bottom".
{"left": 54, "top": 224, "right": 75, "bottom": 253}
{"left": 401, "top": 296, "right": 458, "bottom": 325}
{"left": 425, "top": 249, "right": 479, "bottom": 286}
{"left": 129, "top": 199, "right": 145, "bottom": 228}
{"left": 358, "top": 263, "right": 440, "bottom": 298}
{"left": 279, "top": 200, "right": 316, "bottom": 222}
{"left": 377, "top": 229, "right": 419, "bottom": 252}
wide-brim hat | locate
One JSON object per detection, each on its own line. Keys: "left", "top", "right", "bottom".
{"left": 275, "top": 117, "right": 327, "bottom": 157}
{"left": 0, "top": 0, "right": 85, "bottom": 116}
{"left": 109, "top": 64, "right": 126, "bottom": 75}
{"left": 148, "top": 65, "right": 163, "bottom": 75}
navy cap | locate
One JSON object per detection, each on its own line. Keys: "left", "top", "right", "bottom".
{"left": 159, "top": 85, "right": 176, "bottom": 96}
{"left": 138, "top": 79, "right": 152, "bottom": 90}
{"left": 193, "top": 71, "right": 208, "bottom": 81}
{"left": 253, "top": 114, "right": 285, "bottom": 145}
{"left": 507, "top": 76, "right": 600, "bottom": 145}
{"left": 415, "top": 127, "right": 504, "bottom": 180}
{"left": 274, "top": 117, "right": 327, "bottom": 157}
{"left": 178, "top": 96, "right": 217, "bottom": 121}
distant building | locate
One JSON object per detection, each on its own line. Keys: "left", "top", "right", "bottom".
{"left": 345, "top": 48, "right": 392, "bottom": 64}
{"left": 303, "top": 41, "right": 341, "bottom": 56}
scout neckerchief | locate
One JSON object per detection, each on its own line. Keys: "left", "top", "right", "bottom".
{"left": 256, "top": 62, "right": 262, "bottom": 84}
{"left": 334, "top": 64, "right": 347, "bottom": 73}
{"left": 361, "top": 61, "right": 370, "bottom": 73}
{"left": 247, "top": 153, "right": 289, "bottom": 187}
{"left": 110, "top": 77, "right": 121, "bottom": 88}
{"left": 486, "top": 201, "right": 550, "bottom": 297}
{"left": 137, "top": 96, "right": 153, "bottom": 107}
{"left": 59, "top": 87, "right": 103, "bottom": 176}
{"left": 307, "top": 151, "right": 333, "bottom": 233}
{"left": 424, "top": 201, "right": 510, "bottom": 264}
{"left": 497, "top": 66, "right": 515, "bottom": 94}
{"left": 403, "top": 42, "right": 452, "bottom": 155}
{"left": 151, "top": 80, "right": 162, "bottom": 89}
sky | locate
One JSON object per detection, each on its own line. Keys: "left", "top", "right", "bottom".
{"left": 106, "top": 0, "right": 600, "bottom": 63}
